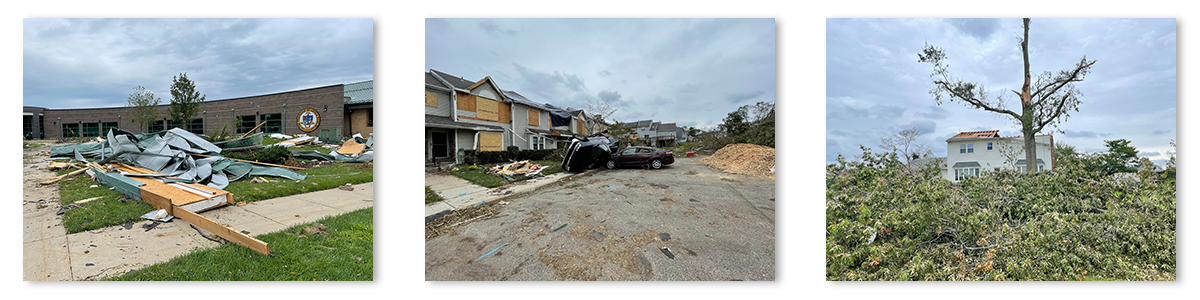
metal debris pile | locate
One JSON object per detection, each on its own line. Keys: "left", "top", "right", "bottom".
{"left": 700, "top": 143, "right": 776, "bottom": 179}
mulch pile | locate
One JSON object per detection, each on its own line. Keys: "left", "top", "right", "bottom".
{"left": 700, "top": 143, "right": 775, "bottom": 179}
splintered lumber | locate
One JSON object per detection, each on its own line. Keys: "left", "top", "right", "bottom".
{"left": 73, "top": 196, "right": 103, "bottom": 204}
{"left": 107, "top": 162, "right": 270, "bottom": 255}
{"left": 240, "top": 121, "right": 269, "bottom": 139}
{"left": 174, "top": 207, "right": 270, "bottom": 255}
{"left": 40, "top": 168, "right": 89, "bottom": 185}
{"left": 187, "top": 153, "right": 307, "bottom": 170}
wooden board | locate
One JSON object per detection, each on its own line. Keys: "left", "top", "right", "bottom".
{"left": 337, "top": 140, "right": 366, "bottom": 155}
{"left": 173, "top": 208, "right": 270, "bottom": 255}
{"left": 476, "top": 98, "right": 500, "bottom": 121}
{"left": 528, "top": 109, "right": 539, "bottom": 126}
{"left": 456, "top": 93, "right": 475, "bottom": 111}
{"left": 479, "top": 132, "right": 503, "bottom": 152}
{"left": 425, "top": 92, "right": 438, "bottom": 107}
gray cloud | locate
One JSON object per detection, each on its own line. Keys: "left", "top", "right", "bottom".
{"left": 900, "top": 119, "right": 937, "bottom": 135}
{"left": 24, "top": 18, "right": 373, "bottom": 109}
{"left": 726, "top": 90, "right": 765, "bottom": 104}
{"left": 872, "top": 104, "right": 906, "bottom": 119}
{"left": 949, "top": 18, "right": 1001, "bottom": 41}
{"left": 597, "top": 90, "right": 625, "bottom": 106}
{"left": 427, "top": 19, "right": 773, "bottom": 130}
{"left": 827, "top": 18, "right": 1175, "bottom": 162}
{"left": 915, "top": 106, "right": 949, "bottom": 119}
{"left": 1139, "top": 151, "right": 1161, "bottom": 157}
{"left": 1061, "top": 130, "right": 1112, "bottom": 138}
{"left": 830, "top": 129, "right": 853, "bottom": 137}
{"left": 479, "top": 20, "right": 517, "bottom": 37}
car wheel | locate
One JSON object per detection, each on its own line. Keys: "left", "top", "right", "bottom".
{"left": 650, "top": 159, "right": 663, "bottom": 169}
{"left": 606, "top": 160, "right": 616, "bottom": 169}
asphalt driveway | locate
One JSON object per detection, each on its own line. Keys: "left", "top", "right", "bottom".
{"left": 425, "top": 155, "right": 775, "bottom": 281}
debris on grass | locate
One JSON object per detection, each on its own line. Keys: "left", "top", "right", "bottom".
{"left": 337, "top": 183, "right": 354, "bottom": 191}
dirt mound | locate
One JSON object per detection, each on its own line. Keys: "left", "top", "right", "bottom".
{"left": 700, "top": 143, "right": 775, "bottom": 179}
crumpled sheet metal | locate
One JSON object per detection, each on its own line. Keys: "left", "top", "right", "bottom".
{"left": 89, "top": 128, "right": 307, "bottom": 189}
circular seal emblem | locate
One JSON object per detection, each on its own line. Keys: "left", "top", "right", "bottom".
{"left": 297, "top": 108, "right": 320, "bottom": 132}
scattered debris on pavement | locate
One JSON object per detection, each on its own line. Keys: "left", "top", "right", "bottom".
{"left": 473, "top": 243, "right": 509, "bottom": 263}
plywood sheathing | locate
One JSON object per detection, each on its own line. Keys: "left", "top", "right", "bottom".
{"left": 337, "top": 140, "right": 366, "bottom": 155}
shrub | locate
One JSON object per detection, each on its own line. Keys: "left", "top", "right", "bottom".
{"left": 256, "top": 145, "right": 294, "bottom": 165}
{"left": 826, "top": 146, "right": 1175, "bottom": 281}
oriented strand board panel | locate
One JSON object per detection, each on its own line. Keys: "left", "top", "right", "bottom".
{"left": 425, "top": 92, "right": 438, "bottom": 107}
{"left": 528, "top": 109, "right": 539, "bottom": 126}
{"left": 577, "top": 120, "right": 585, "bottom": 134}
{"left": 479, "top": 132, "right": 503, "bottom": 151}
{"left": 457, "top": 93, "right": 476, "bottom": 111}
{"left": 476, "top": 98, "right": 500, "bottom": 121}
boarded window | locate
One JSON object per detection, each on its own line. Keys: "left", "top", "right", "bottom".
{"left": 476, "top": 98, "right": 500, "bottom": 121}
{"left": 577, "top": 120, "right": 585, "bottom": 134}
{"left": 528, "top": 109, "right": 539, "bottom": 126}
{"left": 425, "top": 92, "right": 438, "bottom": 107}
{"left": 479, "top": 132, "right": 503, "bottom": 152}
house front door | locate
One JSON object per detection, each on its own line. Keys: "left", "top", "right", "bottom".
{"left": 431, "top": 132, "right": 449, "bottom": 159}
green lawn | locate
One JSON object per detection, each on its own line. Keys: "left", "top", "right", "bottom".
{"left": 58, "top": 162, "right": 372, "bottom": 234}
{"left": 56, "top": 168, "right": 155, "bottom": 233}
{"left": 450, "top": 160, "right": 562, "bottom": 188}
{"left": 425, "top": 187, "right": 444, "bottom": 204}
{"left": 222, "top": 163, "right": 374, "bottom": 203}
{"left": 24, "top": 142, "right": 45, "bottom": 149}
{"left": 112, "top": 207, "right": 373, "bottom": 281}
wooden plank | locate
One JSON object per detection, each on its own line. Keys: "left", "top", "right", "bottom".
{"left": 188, "top": 153, "right": 307, "bottom": 170}
{"left": 140, "top": 189, "right": 173, "bottom": 212}
{"left": 40, "top": 168, "right": 89, "bottom": 185}
{"left": 239, "top": 121, "right": 269, "bottom": 138}
{"left": 173, "top": 208, "right": 270, "bottom": 255}
{"left": 336, "top": 140, "right": 366, "bottom": 155}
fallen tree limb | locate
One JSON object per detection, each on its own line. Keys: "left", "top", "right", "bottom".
{"left": 40, "top": 168, "right": 89, "bottom": 185}
{"left": 188, "top": 153, "right": 307, "bottom": 170}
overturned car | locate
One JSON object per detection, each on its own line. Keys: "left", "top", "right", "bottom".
{"left": 561, "top": 134, "right": 618, "bottom": 173}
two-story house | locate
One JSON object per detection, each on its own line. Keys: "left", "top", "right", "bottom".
{"left": 944, "top": 130, "right": 1054, "bottom": 182}
{"left": 425, "top": 70, "right": 512, "bottom": 163}
{"left": 502, "top": 90, "right": 558, "bottom": 150}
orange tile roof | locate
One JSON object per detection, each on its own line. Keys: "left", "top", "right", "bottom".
{"left": 950, "top": 130, "right": 1000, "bottom": 140}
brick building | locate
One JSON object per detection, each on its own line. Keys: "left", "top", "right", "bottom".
{"left": 35, "top": 83, "right": 371, "bottom": 140}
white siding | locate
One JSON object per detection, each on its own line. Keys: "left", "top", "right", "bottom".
{"left": 473, "top": 82, "right": 500, "bottom": 100}
{"left": 424, "top": 87, "right": 452, "bottom": 116}
{"left": 944, "top": 136, "right": 1054, "bottom": 182}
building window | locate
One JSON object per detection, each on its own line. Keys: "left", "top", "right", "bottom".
{"left": 188, "top": 118, "right": 204, "bottom": 135}
{"left": 81, "top": 123, "right": 100, "bottom": 137}
{"left": 101, "top": 122, "right": 119, "bottom": 136}
{"left": 530, "top": 135, "right": 545, "bottom": 150}
{"left": 960, "top": 144, "right": 966, "bottom": 153}
{"left": 1038, "top": 165, "right": 1044, "bottom": 172}
{"left": 367, "top": 108, "right": 373, "bottom": 127}
{"left": 149, "top": 120, "right": 165, "bottom": 132}
{"left": 237, "top": 115, "right": 257, "bottom": 134}
{"left": 987, "top": 142, "right": 993, "bottom": 150}
{"left": 262, "top": 113, "right": 282, "bottom": 133}
{"left": 967, "top": 143, "right": 974, "bottom": 153}
{"left": 62, "top": 123, "right": 80, "bottom": 138}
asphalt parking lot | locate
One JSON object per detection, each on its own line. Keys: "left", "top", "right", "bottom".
{"left": 425, "top": 155, "right": 775, "bottom": 281}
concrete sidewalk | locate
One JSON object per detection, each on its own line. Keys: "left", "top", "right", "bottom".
{"left": 425, "top": 170, "right": 595, "bottom": 221}
{"left": 23, "top": 179, "right": 374, "bottom": 281}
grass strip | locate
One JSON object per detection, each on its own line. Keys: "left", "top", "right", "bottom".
{"left": 112, "top": 207, "right": 373, "bottom": 281}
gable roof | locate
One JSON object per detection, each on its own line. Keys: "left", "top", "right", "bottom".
{"left": 425, "top": 72, "right": 445, "bottom": 87}
{"left": 636, "top": 120, "right": 652, "bottom": 128}
{"left": 501, "top": 90, "right": 547, "bottom": 111}
{"left": 429, "top": 69, "right": 476, "bottom": 90}
{"left": 344, "top": 80, "right": 373, "bottom": 104}
{"left": 656, "top": 123, "right": 677, "bottom": 132}
{"left": 949, "top": 130, "right": 1000, "bottom": 140}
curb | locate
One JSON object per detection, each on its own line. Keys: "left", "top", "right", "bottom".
{"left": 424, "top": 168, "right": 603, "bottom": 224}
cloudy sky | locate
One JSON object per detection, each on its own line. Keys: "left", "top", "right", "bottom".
{"left": 827, "top": 18, "right": 1177, "bottom": 165}
{"left": 24, "top": 18, "right": 373, "bottom": 109}
{"left": 425, "top": 18, "right": 776, "bottom": 130}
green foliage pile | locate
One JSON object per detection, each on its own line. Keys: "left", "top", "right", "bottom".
{"left": 702, "top": 100, "right": 774, "bottom": 150}
{"left": 826, "top": 147, "right": 1175, "bottom": 281}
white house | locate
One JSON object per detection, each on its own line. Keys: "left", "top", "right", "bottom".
{"left": 943, "top": 130, "right": 1054, "bottom": 182}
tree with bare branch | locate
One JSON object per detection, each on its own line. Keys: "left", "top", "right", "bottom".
{"left": 880, "top": 127, "right": 930, "bottom": 170}
{"left": 919, "top": 18, "right": 1096, "bottom": 173}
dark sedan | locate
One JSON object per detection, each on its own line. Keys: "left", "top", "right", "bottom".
{"left": 606, "top": 146, "right": 675, "bottom": 169}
